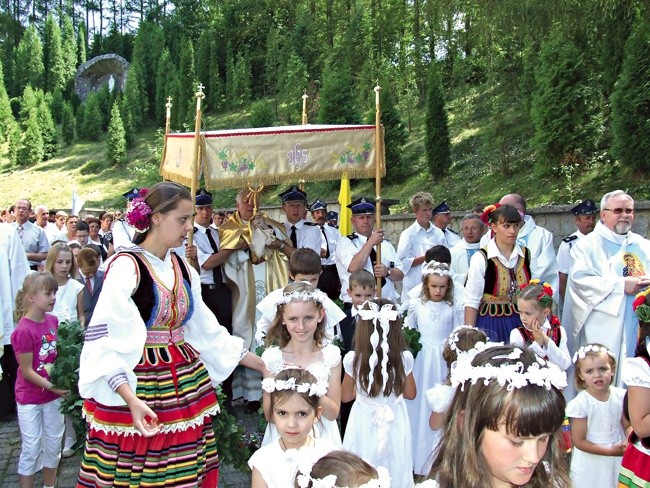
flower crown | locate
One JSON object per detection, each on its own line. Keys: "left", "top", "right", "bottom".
{"left": 480, "top": 203, "right": 501, "bottom": 225}
{"left": 633, "top": 287, "right": 650, "bottom": 323}
{"left": 422, "top": 260, "right": 451, "bottom": 277}
{"left": 572, "top": 344, "right": 616, "bottom": 364}
{"left": 125, "top": 188, "right": 151, "bottom": 233}
{"left": 446, "top": 325, "right": 480, "bottom": 352}
{"left": 519, "top": 279, "right": 554, "bottom": 307}
{"left": 451, "top": 347, "right": 567, "bottom": 392}
{"left": 275, "top": 289, "right": 327, "bottom": 311}
{"left": 295, "top": 465, "right": 391, "bottom": 488}
{"left": 261, "top": 374, "right": 328, "bottom": 397}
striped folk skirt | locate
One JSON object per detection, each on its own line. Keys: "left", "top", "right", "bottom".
{"left": 618, "top": 438, "right": 650, "bottom": 488}
{"left": 77, "top": 341, "right": 221, "bottom": 487}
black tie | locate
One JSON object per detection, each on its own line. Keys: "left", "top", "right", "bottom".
{"left": 290, "top": 225, "right": 298, "bottom": 248}
{"left": 205, "top": 229, "right": 224, "bottom": 284}
{"left": 321, "top": 226, "right": 330, "bottom": 258}
{"left": 369, "top": 246, "right": 386, "bottom": 288}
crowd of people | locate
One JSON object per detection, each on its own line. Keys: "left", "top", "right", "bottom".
{"left": 0, "top": 184, "right": 648, "bottom": 488}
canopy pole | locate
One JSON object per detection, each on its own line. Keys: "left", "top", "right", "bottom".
{"left": 302, "top": 90, "right": 309, "bottom": 125}
{"left": 159, "top": 96, "right": 172, "bottom": 181}
{"left": 374, "top": 83, "right": 383, "bottom": 297}
{"left": 188, "top": 83, "right": 205, "bottom": 260}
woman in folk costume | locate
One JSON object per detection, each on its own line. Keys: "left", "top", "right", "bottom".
{"left": 218, "top": 188, "right": 291, "bottom": 403}
{"left": 464, "top": 204, "right": 531, "bottom": 342}
{"left": 76, "top": 182, "right": 266, "bottom": 487}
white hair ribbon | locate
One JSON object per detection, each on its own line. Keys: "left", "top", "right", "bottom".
{"left": 357, "top": 301, "right": 398, "bottom": 394}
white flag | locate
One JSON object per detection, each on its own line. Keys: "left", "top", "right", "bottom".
{"left": 71, "top": 190, "right": 85, "bottom": 215}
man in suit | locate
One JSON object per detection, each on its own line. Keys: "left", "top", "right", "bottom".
{"left": 76, "top": 246, "right": 104, "bottom": 326}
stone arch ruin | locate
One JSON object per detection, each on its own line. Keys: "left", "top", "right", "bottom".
{"left": 75, "top": 54, "right": 129, "bottom": 101}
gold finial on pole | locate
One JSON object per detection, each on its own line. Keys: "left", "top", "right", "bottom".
{"left": 302, "top": 90, "right": 309, "bottom": 125}
{"left": 299, "top": 178, "right": 305, "bottom": 191}
{"left": 373, "top": 83, "right": 383, "bottom": 297}
{"left": 188, "top": 82, "right": 206, "bottom": 258}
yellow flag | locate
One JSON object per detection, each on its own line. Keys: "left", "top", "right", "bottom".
{"left": 338, "top": 172, "right": 352, "bottom": 236}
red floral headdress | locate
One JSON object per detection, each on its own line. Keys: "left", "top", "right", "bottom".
{"left": 519, "top": 279, "right": 554, "bottom": 308}
{"left": 480, "top": 203, "right": 501, "bottom": 225}
{"left": 633, "top": 288, "right": 650, "bottom": 323}
{"left": 125, "top": 188, "right": 151, "bottom": 233}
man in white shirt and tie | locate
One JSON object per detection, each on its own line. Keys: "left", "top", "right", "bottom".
{"left": 309, "top": 199, "right": 341, "bottom": 300}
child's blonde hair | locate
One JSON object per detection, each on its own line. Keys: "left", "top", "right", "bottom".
{"left": 517, "top": 280, "right": 554, "bottom": 311}
{"left": 429, "top": 345, "right": 569, "bottom": 487}
{"left": 265, "top": 282, "right": 327, "bottom": 348}
{"left": 573, "top": 343, "right": 616, "bottom": 391}
{"left": 14, "top": 272, "right": 58, "bottom": 320}
{"left": 420, "top": 262, "right": 454, "bottom": 304}
{"left": 348, "top": 269, "right": 376, "bottom": 291}
{"left": 45, "top": 242, "right": 78, "bottom": 279}
{"left": 353, "top": 299, "right": 407, "bottom": 397}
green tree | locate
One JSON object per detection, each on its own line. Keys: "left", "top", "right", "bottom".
{"left": 107, "top": 102, "right": 127, "bottom": 165}
{"left": 61, "top": 15, "right": 77, "bottom": 92}
{"left": 249, "top": 100, "right": 275, "bottom": 127}
{"left": 124, "top": 61, "right": 146, "bottom": 129}
{"left": 18, "top": 111, "right": 45, "bottom": 165}
{"left": 155, "top": 48, "right": 175, "bottom": 125}
{"left": 6, "top": 118, "right": 22, "bottom": 165}
{"left": 119, "top": 95, "right": 136, "bottom": 149}
{"left": 19, "top": 85, "right": 38, "bottom": 127}
{"left": 177, "top": 37, "right": 196, "bottom": 126}
{"left": 95, "top": 83, "right": 112, "bottom": 130}
{"left": 232, "top": 52, "right": 252, "bottom": 107}
{"left": 37, "top": 93, "right": 58, "bottom": 159}
{"left": 81, "top": 94, "right": 103, "bottom": 141}
{"left": 61, "top": 101, "right": 75, "bottom": 145}
{"left": 0, "top": 63, "right": 14, "bottom": 142}
{"left": 610, "top": 19, "right": 650, "bottom": 171}
{"left": 424, "top": 62, "right": 452, "bottom": 178}
{"left": 77, "top": 21, "right": 87, "bottom": 66}
{"left": 43, "top": 14, "right": 65, "bottom": 92}
{"left": 277, "top": 51, "right": 307, "bottom": 124}
{"left": 131, "top": 21, "right": 164, "bottom": 118}
{"left": 225, "top": 42, "right": 236, "bottom": 109}
{"left": 75, "top": 102, "right": 85, "bottom": 139}
{"left": 50, "top": 86, "right": 64, "bottom": 123}
{"left": 530, "top": 29, "right": 592, "bottom": 173}
{"left": 15, "top": 25, "right": 44, "bottom": 92}
{"left": 318, "top": 61, "right": 360, "bottom": 124}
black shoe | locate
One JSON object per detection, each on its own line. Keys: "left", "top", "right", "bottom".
{"left": 246, "top": 400, "right": 261, "bottom": 414}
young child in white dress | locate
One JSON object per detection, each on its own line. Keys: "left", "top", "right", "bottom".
{"left": 45, "top": 242, "right": 84, "bottom": 326}
{"left": 511, "top": 280, "right": 571, "bottom": 371}
{"left": 405, "top": 261, "right": 459, "bottom": 475}
{"left": 566, "top": 344, "right": 630, "bottom": 487}
{"left": 44, "top": 242, "right": 84, "bottom": 457}
{"left": 261, "top": 282, "right": 342, "bottom": 447}
{"left": 249, "top": 368, "right": 336, "bottom": 488}
{"left": 427, "top": 325, "right": 487, "bottom": 433}
{"left": 342, "top": 299, "right": 417, "bottom": 488}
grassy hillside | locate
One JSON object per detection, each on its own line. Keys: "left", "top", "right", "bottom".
{"left": 1, "top": 84, "right": 649, "bottom": 212}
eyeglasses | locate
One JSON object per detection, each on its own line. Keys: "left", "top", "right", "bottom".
{"left": 602, "top": 208, "right": 634, "bottom": 215}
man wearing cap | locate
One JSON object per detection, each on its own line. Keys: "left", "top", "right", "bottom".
{"left": 563, "top": 190, "right": 650, "bottom": 387}
{"left": 309, "top": 199, "right": 341, "bottom": 300}
{"left": 219, "top": 188, "right": 290, "bottom": 406}
{"left": 335, "top": 197, "right": 404, "bottom": 304}
{"left": 13, "top": 198, "right": 50, "bottom": 270}
{"left": 326, "top": 211, "right": 339, "bottom": 228}
{"left": 279, "top": 185, "right": 321, "bottom": 256}
{"left": 189, "top": 189, "right": 236, "bottom": 410}
{"left": 480, "top": 193, "right": 558, "bottom": 294}
{"left": 398, "top": 192, "right": 446, "bottom": 302}
{"left": 556, "top": 199, "right": 597, "bottom": 302}
{"left": 432, "top": 201, "right": 461, "bottom": 248}
{"left": 112, "top": 187, "right": 140, "bottom": 249}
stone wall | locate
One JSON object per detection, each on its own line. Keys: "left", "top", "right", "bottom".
{"left": 75, "top": 54, "right": 129, "bottom": 102}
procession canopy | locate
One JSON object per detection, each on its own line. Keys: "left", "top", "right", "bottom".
{"left": 160, "top": 124, "right": 386, "bottom": 190}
